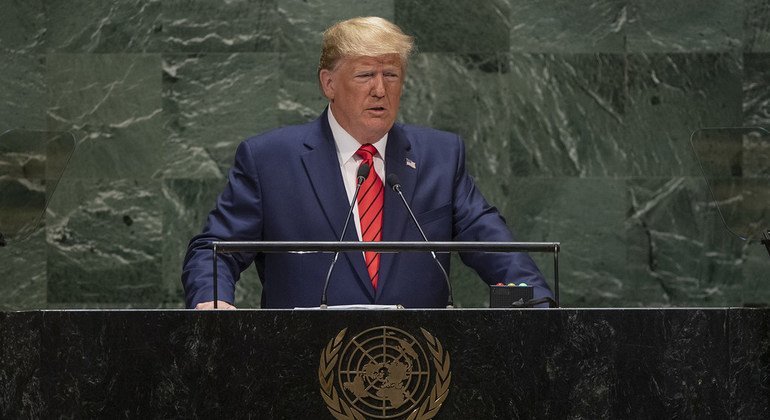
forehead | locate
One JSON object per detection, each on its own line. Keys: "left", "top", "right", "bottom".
{"left": 337, "top": 54, "right": 402, "bottom": 70}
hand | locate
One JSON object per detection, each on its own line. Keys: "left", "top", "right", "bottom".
{"left": 194, "top": 300, "right": 237, "bottom": 310}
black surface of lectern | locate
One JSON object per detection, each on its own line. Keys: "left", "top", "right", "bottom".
{"left": 1, "top": 308, "right": 769, "bottom": 418}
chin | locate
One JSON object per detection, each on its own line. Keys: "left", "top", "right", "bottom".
{"left": 367, "top": 119, "right": 394, "bottom": 131}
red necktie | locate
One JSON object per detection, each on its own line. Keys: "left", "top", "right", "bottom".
{"left": 355, "top": 144, "right": 384, "bottom": 289}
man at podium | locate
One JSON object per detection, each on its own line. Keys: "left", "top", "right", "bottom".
{"left": 182, "top": 17, "right": 553, "bottom": 309}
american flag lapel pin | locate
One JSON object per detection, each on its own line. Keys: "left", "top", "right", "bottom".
{"left": 405, "top": 158, "right": 416, "bottom": 169}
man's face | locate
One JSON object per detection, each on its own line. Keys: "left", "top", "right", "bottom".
{"left": 320, "top": 54, "right": 404, "bottom": 144}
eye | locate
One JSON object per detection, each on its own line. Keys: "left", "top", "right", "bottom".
{"left": 384, "top": 71, "right": 401, "bottom": 80}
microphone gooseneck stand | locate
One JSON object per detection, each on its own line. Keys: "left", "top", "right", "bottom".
{"left": 320, "top": 163, "right": 370, "bottom": 308}
{"left": 386, "top": 173, "right": 454, "bottom": 309}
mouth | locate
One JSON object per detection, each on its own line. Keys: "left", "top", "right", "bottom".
{"left": 366, "top": 107, "right": 386, "bottom": 113}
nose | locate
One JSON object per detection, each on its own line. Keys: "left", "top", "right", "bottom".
{"left": 370, "top": 74, "right": 385, "bottom": 98}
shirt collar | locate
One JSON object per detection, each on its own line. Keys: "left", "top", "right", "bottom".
{"left": 328, "top": 106, "right": 388, "bottom": 164}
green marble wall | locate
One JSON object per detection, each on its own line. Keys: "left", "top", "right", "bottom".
{"left": 0, "top": 0, "right": 768, "bottom": 309}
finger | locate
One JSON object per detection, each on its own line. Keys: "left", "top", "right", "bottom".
{"left": 195, "top": 301, "right": 236, "bottom": 310}
{"left": 195, "top": 301, "right": 214, "bottom": 310}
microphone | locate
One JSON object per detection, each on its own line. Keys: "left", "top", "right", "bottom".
{"left": 320, "top": 163, "right": 370, "bottom": 308}
{"left": 386, "top": 173, "right": 454, "bottom": 308}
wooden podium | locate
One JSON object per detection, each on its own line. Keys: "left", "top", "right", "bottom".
{"left": 2, "top": 308, "right": 768, "bottom": 418}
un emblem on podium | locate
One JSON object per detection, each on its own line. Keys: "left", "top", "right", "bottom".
{"left": 319, "top": 326, "right": 451, "bottom": 419}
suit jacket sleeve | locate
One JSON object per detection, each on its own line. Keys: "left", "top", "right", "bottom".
{"left": 450, "top": 135, "right": 554, "bottom": 300}
{"left": 181, "top": 140, "right": 263, "bottom": 308}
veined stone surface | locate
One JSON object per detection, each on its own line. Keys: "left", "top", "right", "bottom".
{"left": 0, "top": 0, "right": 768, "bottom": 309}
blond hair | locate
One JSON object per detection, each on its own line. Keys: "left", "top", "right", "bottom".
{"left": 318, "top": 17, "right": 414, "bottom": 74}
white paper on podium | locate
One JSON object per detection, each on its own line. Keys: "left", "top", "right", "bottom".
{"left": 294, "top": 304, "right": 404, "bottom": 310}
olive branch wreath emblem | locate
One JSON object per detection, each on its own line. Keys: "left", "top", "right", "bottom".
{"left": 318, "top": 327, "right": 451, "bottom": 420}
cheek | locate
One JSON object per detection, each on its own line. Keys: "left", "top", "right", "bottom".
{"left": 389, "top": 92, "right": 401, "bottom": 108}
{"left": 388, "top": 85, "right": 403, "bottom": 99}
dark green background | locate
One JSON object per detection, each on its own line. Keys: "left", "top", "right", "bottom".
{"left": 1, "top": 0, "right": 768, "bottom": 309}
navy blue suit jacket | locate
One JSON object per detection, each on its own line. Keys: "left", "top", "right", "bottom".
{"left": 182, "top": 110, "right": 552, "bottom": 308}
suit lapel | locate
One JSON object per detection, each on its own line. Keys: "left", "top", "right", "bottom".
{"left": 300, "top": 110, "right": 375, "bottom": 300}
{"left": 376, "top": 124, "right": 416, "bottom": 300}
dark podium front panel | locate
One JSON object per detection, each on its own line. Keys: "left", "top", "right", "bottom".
{"left": 2, "top": 309, "right": 769, "bottom": 418}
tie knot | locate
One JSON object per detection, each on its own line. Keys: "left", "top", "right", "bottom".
{"left": 356, "top": 144, "right": 377, "bottom": 162}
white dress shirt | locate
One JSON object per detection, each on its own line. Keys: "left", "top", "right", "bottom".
{"left": 327, "top": 107, "right": 388, "bottom": 240}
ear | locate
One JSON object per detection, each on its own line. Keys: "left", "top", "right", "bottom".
{"left": 319, "top": 69, "right": 335, "bottom": 101}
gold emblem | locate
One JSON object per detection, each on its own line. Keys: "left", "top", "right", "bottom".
{"left": 319, "top": 326, "right": 451, "bottom": 420}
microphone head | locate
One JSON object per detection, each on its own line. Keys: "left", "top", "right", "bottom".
{"left": 356, "top": 163, "right": 370, "bottom": 182}
{"left": 386, "top": 173, "right": 400, "bottom": 191}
